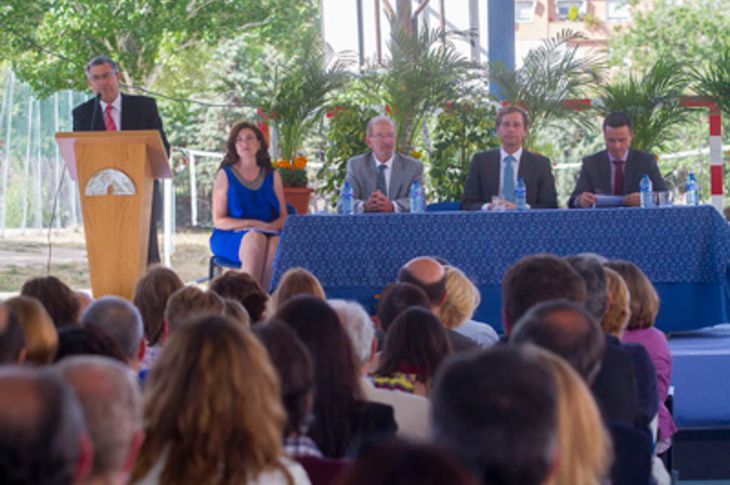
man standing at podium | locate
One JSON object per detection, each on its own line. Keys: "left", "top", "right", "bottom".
{"left": 73, "top": 55, "right": 169, "bottom": 264}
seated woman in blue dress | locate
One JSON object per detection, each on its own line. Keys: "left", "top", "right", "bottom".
{"left": 210, "top": 121, "right": 287, "bottom": 290}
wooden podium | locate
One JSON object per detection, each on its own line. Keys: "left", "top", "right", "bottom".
{"left": 55, "top": 130, "right": 171, "bottom": 300}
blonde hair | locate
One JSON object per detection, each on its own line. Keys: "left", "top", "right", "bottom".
{"left": 601, "top": 268, "right": 631, "bottom": 337}
{"left": 5, "top": 296, "right": 57, "bottom": 365}
{"left": 439, "top": 266, "right": 480, "bottom": 329}
{"left": 605, "top": 261, "right": 659, "bottom": 330}
{"left": 131, "top": 315, "right": 290, "bottom": 484}
{"left": 536, "top": 348, "right": 612, "bottom": 485}
{"left": 271, "top": 268, "right": 325, "bottom": 312}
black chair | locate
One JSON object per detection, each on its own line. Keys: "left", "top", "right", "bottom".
{"left": 208, "top": 203, "right": 296, "bottom": 282}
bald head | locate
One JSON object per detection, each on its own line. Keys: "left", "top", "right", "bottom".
{"left": 0, "top": 367, "right": 89, "bottom": 485}
{"left": 57, "top": 356, "right": 143, "bottom": 481}
{"left": 398, "top": 257, "right": 447, "bottom": 310}
{"left": 81, "top": 296, "right": 144, "bottom": 369}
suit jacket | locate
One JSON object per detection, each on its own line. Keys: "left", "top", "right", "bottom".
{"left": 345, "top": 152, "right": 424, "bottom": 212}
{"left": 568, "top": 148, "right": 667, "bottom": 207}
{"left": 72, "top": 93, "right": 170, "bottom": 224}
{"left": 460, "top": 148, "right": 558, "bottom": 210}
{"left": 591, "top": 334, "right": 643, "bottom": 428}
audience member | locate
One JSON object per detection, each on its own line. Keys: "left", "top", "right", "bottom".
{"left": 502, "top": 254, "right": 586, "bottom": 335}
{"left": 439, "top": 266, "right": 499, "bottom": 347}
{"left": 431, "top": 346, "right": 558, "bottom": 485}
{"left": 57, "top": 356, "right": 143, "bottom": 485}
{"left": 337, "top": 440, "right": 477, "bottom": 485}
{"left": 209, "top": 270, "right": 269, "bottom": 323}
{"left": 0, "top": 366, "right": 92, "bottom": 485}
{"left": 75, "top": 291, "right": 94, "bottom": 317}
{"left": 330, "top": 299, "right": 431, "bottom": 441}
{"left": 375, "top": 282, "right": 430, "bottom": 333}
{"left": 372, "top": 307, "right": 452, "bottom": 397}
{"left": 606, "top": 260, "right": 677, "bottom": 453}
{"left": 534, "top": 348, "right": 612, "bottom": 485}
{"left": 398, "top": 257, "right": 478, "bottom": 351}
{"left": 163, "top": 286, "right": 225, "bottom": 333}
{"left": 222, "top": 298, "right": 252, "bottom": 326}
{"left": 81, "top": 296, "right": 146, "bottom": 372}
{"left": 601, "top": 267, "right": 631, "bottom": 337}
{"left": 131, "top": 315, "right": 310, "bottom": 484}
{"left": 5, "top": 296, "right": 57, "bottom": 366}
{"left": 276, "top": 296, "right": 397, "bottom": 458}
{"left": 21, "top": 275, "right": 80, "bottom": 328}
{"left": 55, "top": 325, "right": 128, "bottom": 364}
{"left": 271, "top": 267, "right": 326, "bottom": 313}
{"left": 0, "top": 303, "right": 26, "bottom": 364}
{"left": 132, "top": 265, "right": 184, "bottom": 370}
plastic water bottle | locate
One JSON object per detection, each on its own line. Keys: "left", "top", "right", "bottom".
{"left": 515, "top": 177, "right": 527, "bottom": 210}
{"left": 640, "top": 175, "right": 653, "bottom": 208}
{"left": 340, "top": 179, "right": 353, "bottom": 215}
{"left": 409, "top": 180, "right": 425, "bottom": 213}
{"left": 686, "top": 172, "right": 698, "bottom": 206}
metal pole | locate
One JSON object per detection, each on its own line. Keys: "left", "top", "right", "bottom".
{"left": 22, "top": 91, "right": 33, "bottom": 231}
{"left": 1, "top": 71, "right": 15, "bottom": 235}
{"left": 67, "top": 90, "right": 78, "bottom": 226}
{"left": 34, "top": 99, "right": 42, "bottom": 228}
{"left": 54, "top": 92, "right": 62, "bottom": 228}
{"left": 163, "top": 178, "right": 173, "bottom": 266}
{"left": 356, "top": 0, "right": 365, "bottom": 67}
{"left": 189, "top": 152, "right": 198, "bottom": 226}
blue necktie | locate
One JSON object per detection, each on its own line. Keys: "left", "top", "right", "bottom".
{"left": 503, "top": 155, "right": 515, "bottom": 202}
{"left": 376, "top": 164, "right": 387, "bottom": 196}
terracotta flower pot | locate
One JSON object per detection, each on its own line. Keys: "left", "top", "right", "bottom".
{"left": 283, "top": 186, "right": 314, "bottom": 214}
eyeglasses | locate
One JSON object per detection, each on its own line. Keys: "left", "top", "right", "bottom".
{"left": 88, "top": 71, "right": 116, "bottom": 82}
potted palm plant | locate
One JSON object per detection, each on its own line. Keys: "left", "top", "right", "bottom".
{"left": 258, "top": 35, "right": 349, "bottom": 213}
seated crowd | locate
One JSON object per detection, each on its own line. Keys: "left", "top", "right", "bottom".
{"left": 0, "top": 253, "right": 676, "bottom": 485}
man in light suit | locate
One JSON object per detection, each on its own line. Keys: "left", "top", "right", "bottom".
{"left": 569, "top": 112, "right": 667, "bottom": 208}
{"left": 72, "top": 55, "right": 169, "bottom": 264}
{"left": 461, "top": 106, "right": 558, "bottom": 210}
{"left": 345, "top": 115, "right": 423, "bottom": 213}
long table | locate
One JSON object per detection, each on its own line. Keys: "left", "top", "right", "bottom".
{"left": 271, "top": 206, "right": 730, "bottom": 334}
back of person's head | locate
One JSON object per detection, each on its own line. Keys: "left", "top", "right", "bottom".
{"left": 271, "top": 267, "right": 326, "bottom": 312}
{"left": 431, "top": 346, "right": 558, "bottom": 485}
{"left": 510, "top": 299, "right": 605, "bottom": 384}
{"left": 602, "top": 267, "right": 631, "bottom": 337}
{"left": 533, "top": 348, "right": 612, "bottom": 485}
{"left": 604, "top": 260, "right": 659, "bottom": 331}
{"left": 337, "top": 439, "right": 478, "bottom": 485}
{"left": 209, "top": 270, "right": 269, "bottom": 323}
{"left": 254, "top": 319, "right": 314, "bottom": 437}
{"left": 20, "top": 275, "right": 80, "bottom": 328}
{"left": 131, "top": 315, "right": 287, "bottom": 483}
{"left": 439, "top": 266, "right": 481, "bottom": 329}
{"left": 398, "top": 257, "right": 447, "bottom": 308}
{"left": 275, "top": 295, "right": 361, "bottom": 457}
{"left": 566, "top": 255, "right": 608, "bottom": 320}
{"left": 55, "top": 325, "right": 128, "bottom": 364}
{"left": 164, "top": 285, "right": 225, "bottom": 333}
{"left": 0, "top": 366, "right": 90, "bottom": 485}
{"left": 502, "top": 254, "right": 587, "bottom": 334}
{"left": 6, "top": 296, "right": 58, "bottom": 365}
{"left": 329, "top": 299, "right": 375, "bottom": 370}
{"left": 222, "top": 298, "right": 251, "bottom": 327}
{"left": 133, "top": 265, "right": 184, "bottom": 346}
{"left": 81, "top": 296, "right": 144, "bottom": 364}
{"left": 56, "top": 356, "right": 143, "bottom": 481}
{"left": 376, "top": 307, "right": 452, "bottom": 386}
{"left": 377, "top": 282, "right": 430, "bottom": 332}
{"left": 0, "top": 303, "right": 25, "bottom": 364}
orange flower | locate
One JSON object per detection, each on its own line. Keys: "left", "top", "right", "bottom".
{"left": 293, "top": 156, "right": 308, "bottom": 169}
{"left": 277, "top": 159, "right": 291, "bottom": 169}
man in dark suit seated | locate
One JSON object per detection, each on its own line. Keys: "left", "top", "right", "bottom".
{"left": 461, "top": 106, "right": 558, "bottom": 210}
{"left": 72, "top": 55, "right": 170, "bottom": 264}
{"left": 569, "top": 111, "right": 667, "bottom": 208}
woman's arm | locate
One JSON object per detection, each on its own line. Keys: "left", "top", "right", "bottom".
{"left": 258, "top": 170, "right": 288, "bottom": 231}
{"left": 211, "top": 169, "right": 267, "bottom": 231}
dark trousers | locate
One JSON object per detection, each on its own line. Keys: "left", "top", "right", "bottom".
{"left": 148, "top": 180, "right": 162, "bottom": 265}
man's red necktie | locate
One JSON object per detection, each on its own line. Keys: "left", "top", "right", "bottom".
{"left": 104, "top": 104, "right": 117, "bottom": 131}
{"left": 613, "top": 160, "right": 625, "bottom": 195}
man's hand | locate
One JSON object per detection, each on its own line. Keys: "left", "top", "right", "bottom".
{"left": 364, "top": 191, "right": 394, "bottom": 212}
{"left": 577, "top": 192, "right": 597, "bottom": 208}
{"left": 623, "top": 192, "right": 641, "bottom": 206}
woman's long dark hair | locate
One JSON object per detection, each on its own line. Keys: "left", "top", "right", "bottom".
{"left": 220, "top": 120, "right": 273, "bottom": 172}
{"left": 275, "top": 295, "right": 361, "bottom": 458}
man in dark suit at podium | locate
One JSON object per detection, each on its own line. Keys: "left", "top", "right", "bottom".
{"left": 72, "top": 55, "right": 169, "bottom": 264}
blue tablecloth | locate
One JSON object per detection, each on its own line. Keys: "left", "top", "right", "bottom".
{"left": 271, "top": 206, "right": 730, "bottom": 333}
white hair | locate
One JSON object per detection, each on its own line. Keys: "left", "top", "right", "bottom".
{"left": 329, "top": 299, "right": 374, "bottom": 368}
{"left": 366, "top": 115, "right": 397, "bottom": 136}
